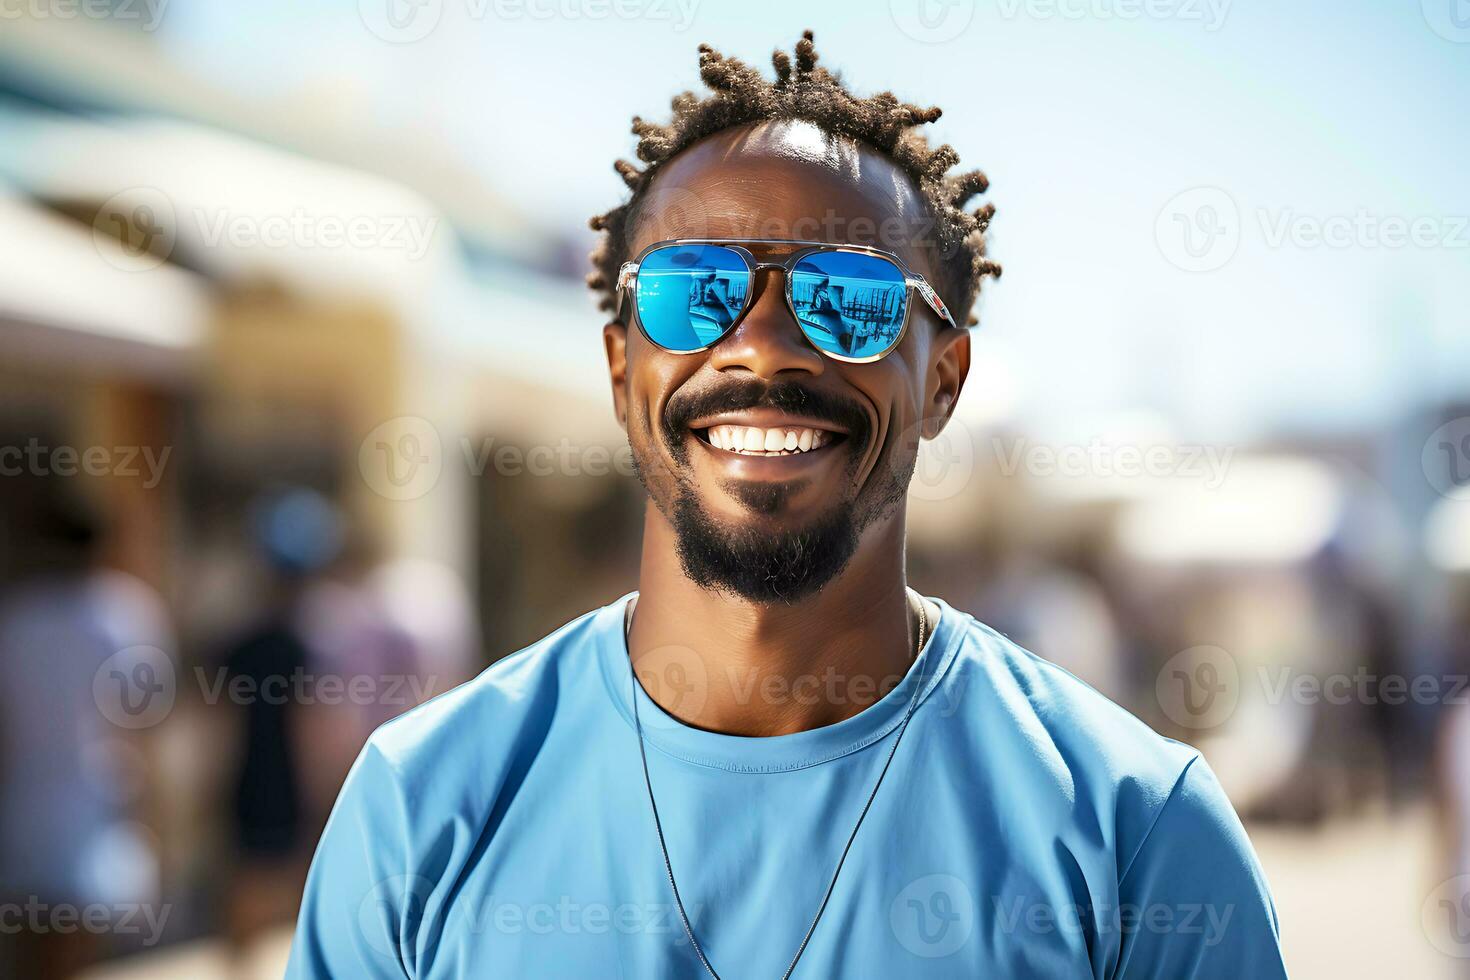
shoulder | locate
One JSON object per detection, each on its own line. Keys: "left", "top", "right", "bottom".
{"left": 941, "top": 602, "right": 1199, "bottom": 785}
{"left": 937, "top": 602, "right": 1277, "bottom": 940}
{"left": 934, "top": 601, "right": 1242, "bottom": 867}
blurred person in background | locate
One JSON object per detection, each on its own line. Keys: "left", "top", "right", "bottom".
{"left": 220, "top": 491, "right": 479, "bottom": 953}
{"left": 1433, "top": 588, "right": 1470, "bottom": 913}
{"left": 1301, "top": 541, "right": 1407, "bottom": 814}
{"left": 217, "top": 489, "right": 342, "bottom": 950}
{"left": 288, "top": 33, "right": 1285, "bottom": 977}
{"left": 0, "top": 488, "right": 171, "bottom": 980}
{"left": 292, "top": 551, "right": 481, "bottom": 825}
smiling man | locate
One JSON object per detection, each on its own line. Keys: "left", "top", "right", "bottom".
{"left": 287, "top": 33, "right": 1287, "bottom": 978}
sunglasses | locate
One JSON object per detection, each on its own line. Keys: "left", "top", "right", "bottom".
{"left": 614, "top": 239, "right": 957, "bottom": 364}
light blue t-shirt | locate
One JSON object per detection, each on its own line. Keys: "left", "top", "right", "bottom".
{"left": 287, "top": 594, "right": 1287, "bottom": 978}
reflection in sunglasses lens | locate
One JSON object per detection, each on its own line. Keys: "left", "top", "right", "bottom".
{"left": 636, "top": 244, "right": 749, "bottom": 351}
{"left": 791, "top": 252, "right": 908, "bottom": 359}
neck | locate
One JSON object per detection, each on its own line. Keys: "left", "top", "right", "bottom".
{"left": 627, "top": 500, "right": 921, "bottom": 737}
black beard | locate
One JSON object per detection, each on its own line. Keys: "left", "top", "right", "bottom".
{"left": 632, "top": 377, "right": 913, "bottom": 604}
{"left": 633, "top": 440, "right": 914, "bottom": 606}
{"left": 668, "top": 487, "right": 859, "bottom": 603}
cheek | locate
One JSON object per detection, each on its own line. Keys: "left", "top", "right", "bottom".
{"left": 843, "top": 356, "right": 928, "bottom": 482}
{"left": 627, "top": 341, "right": 702, "bottom": 442}
{"left": 846, "top": 350, "right": 926, "bottom": 436}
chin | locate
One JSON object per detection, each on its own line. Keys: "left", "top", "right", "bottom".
{"left": 670, "top": 489, "right": 860, "bottom": 603}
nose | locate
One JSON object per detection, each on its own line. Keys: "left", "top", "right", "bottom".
{"left": 707, "top": 269, "right": 825, "bottom": 379}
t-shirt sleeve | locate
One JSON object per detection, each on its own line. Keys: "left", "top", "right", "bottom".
{"left": 285, "top": 741, "right": 418, "bottom": 979}
{"left": 1112, "top": 756, "right": 1289, "bottom": 979}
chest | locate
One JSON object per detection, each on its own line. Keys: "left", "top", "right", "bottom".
{"left": 411, "top": 748, "right": 1108, "bottom": 979}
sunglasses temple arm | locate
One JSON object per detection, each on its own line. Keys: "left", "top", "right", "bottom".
{"left": 616, "top": 262, "right": 638, "bottom": 291}
{"left": 909, "top": 277, "right": 957, "bottom": 329}
{"left": 611, "top": 262, "right": 638, "bottom": 322}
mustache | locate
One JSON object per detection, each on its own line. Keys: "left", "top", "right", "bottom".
{"left": 662, "top": 378, "right": 872, "bottom": 450}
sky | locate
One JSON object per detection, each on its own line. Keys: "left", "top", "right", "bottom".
{"left": 142, "top": 0, "right": 1470, "bottom": 442}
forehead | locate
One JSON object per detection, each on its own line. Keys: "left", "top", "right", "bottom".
{"left": 628, "top": 120, "right": 937, "bottom": 276}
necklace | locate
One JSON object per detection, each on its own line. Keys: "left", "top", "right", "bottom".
{"left": 626, "top": 590, "right": 930, "bottom": 980}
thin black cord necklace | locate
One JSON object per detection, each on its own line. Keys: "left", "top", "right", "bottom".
{"left": 626, "top": 590, "right": 930, "bottom": 980}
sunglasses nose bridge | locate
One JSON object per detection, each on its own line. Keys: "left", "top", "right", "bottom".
{"left": 746, "top": 263, "right": 821, "bottom": 349}
{"left": 709, "top": 267, "right": 825, "bottom": 379}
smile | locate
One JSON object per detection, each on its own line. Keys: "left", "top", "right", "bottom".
{"left": 686, "top": 408, "right": 849, "bottom": 462}
{"left": 698, "top": 424, "right": 838, "bottom": 457}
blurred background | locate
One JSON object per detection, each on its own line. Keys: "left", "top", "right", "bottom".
{"left": 0, "top": 1, "right": 1467, "bottom": 976}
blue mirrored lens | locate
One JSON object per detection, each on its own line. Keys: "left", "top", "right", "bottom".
{"left": 634, "top": 245, "right": 750, "bottom": 351}
{"left": 790, "top": 251, "right": 908, "bottom": 359}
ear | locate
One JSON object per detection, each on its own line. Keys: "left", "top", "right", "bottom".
{"left": 922, "top": 328, "right": 970, "bottom": 440}
{"left": 603, "top": 321, "right": 629, "bottom": 431}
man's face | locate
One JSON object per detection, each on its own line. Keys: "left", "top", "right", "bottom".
{"left": 604, "top": 120, "right": 969, "bottom": 602}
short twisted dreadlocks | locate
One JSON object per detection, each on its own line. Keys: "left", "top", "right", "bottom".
{"left": 587, "top": 30, "right": 1001, "bottom": 327}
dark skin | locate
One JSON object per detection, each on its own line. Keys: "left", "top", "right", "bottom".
{"left": 603, "top": 119, "right": 971, "bottom": 737}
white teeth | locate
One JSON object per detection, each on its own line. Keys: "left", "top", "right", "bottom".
{"left": 701, "top": 424, "right": 836, "bottom": 456}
